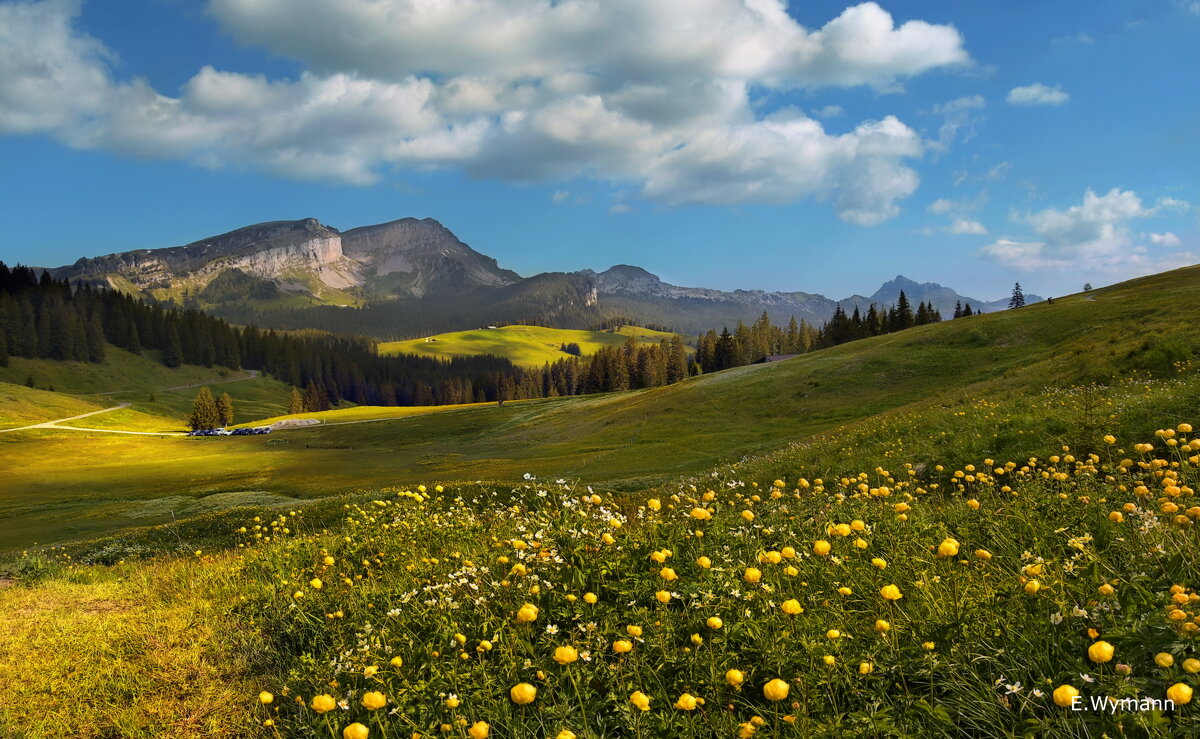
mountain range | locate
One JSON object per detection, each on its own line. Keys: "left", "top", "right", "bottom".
{"left": 49, "top": 217, "right": 1038, "bottom": 337}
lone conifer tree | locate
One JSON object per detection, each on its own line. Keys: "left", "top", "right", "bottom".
{"left": 288, "top": 386, "right": 305, "bottom": 414}
{"left": 218, "top": 392, "right": 235, "bottom": 427}
{"left": 1009, "top": 282, "right": 1026, "bottom": 309}
{"left": 1083, "top": 282, "right": 1092, "bottom": 291}
{"left": 188, "top": 386, "right": 220, "bottom": 430}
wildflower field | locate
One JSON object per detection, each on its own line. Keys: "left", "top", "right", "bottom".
{"left": 5, "top": 368, "right": 1200, "bottom": 738}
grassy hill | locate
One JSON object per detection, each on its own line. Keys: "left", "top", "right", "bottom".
{"left": 3, "top": 265, "right": 1199, "bottom": 552}
{"left": 379, "top": 324, "right": 688, "bottom": 367}
{"left": 2, "top": 266, "right": 1200, "bottom": 736}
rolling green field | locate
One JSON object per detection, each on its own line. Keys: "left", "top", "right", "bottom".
{"left": 379, "top": 324, "right": 688, "bottom": 367}
{"left": 2, "top": 266, "right": 1200, "bottom": 736}
{"left": 2, "top": 266, "right": 1199, "bottom": 552}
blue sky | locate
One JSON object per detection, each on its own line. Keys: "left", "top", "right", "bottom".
{"left": 1, "top": 0, "right": 1197, "bottom": 301}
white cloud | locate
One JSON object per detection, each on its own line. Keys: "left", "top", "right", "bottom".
{"left": 1007, "top": 83, "right": 1069, "bottom": 106}
{"left": 0, "top": 0, "right": 966, "bottom": 223}
{"left": 813, "top": 105, "right": 845, "bottom": 118}
{"left": 928, "top": 198, "right": 954, "bottom": 214}
{"left": 1149, "top": 232, "right": 1181, "bottom": 247}
{"left": 551, "top": 190, "right": 570, "bottom": 203}
{"left": 608, "top": 204, "right": 633, "bottom": 214}
{"left": 1051, "top": 33, "right": 1093, "bottom": 46}
{"left": 981, "top": 188, "right": 1195, "bottom": 273}
{"left": 949, "top": 218, "right": 987, "bottom": 235}
{"left": 932, "top": 95, "right": 984, "bottom": 114}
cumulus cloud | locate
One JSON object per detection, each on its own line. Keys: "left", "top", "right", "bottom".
{"left": 981, "top": 188, "right": 1195, "bottom": 273}
{"left": 813, "top": 105, "right": 845, "bottom": 118}
{"left": 1051, "top": 32, "right": 1093, "bottom": 46}
{"left": 0, "top": 0, "right": 973, "bottom": 222}
{"left": 1007, "top": 83, "right": 1069, "bottom": 106}
{"left": 949, "top": 218, "right": 987, "bottom": 235}
{"left": 927, "top": 191, "right": 988, "bottom": 234}
{"left": 551, "top": 190, "right": 570, "bottom": 204}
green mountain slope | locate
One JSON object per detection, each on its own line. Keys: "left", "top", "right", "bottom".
{"left": 1, "top": 264, "right": 1197, "bottom": 549}
{"left": 379, "top": 324, "right": 687, "bottom": 367}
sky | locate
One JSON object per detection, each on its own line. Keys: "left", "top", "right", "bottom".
{"left": 0, "top": 0, "right": 1197, "bottom": 302}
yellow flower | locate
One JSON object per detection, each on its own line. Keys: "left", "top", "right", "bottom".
{"left": 602, "top": 533, "right": 615, "bottom": 545}
{"left": 647, "top": 498, "right": 661, "bottom": 511}
{"left": 812, "top": 540, "right": 831, "bottom": 556}
{"left": 361, "top": 691, "right": 386, "bottom": 710}
{"left": 323, "top": 556, "right": 335, "bottom": 566}
{"left": 1167, "top": 683, "right": 1193, "bottom": 706}
{"left": 613, "top": 640, "right": 633, "bottom": 654}
{"left": 516, "top": 603, "right": 539, "bottom": 623}
{"left": 690, "top": 507, "right": 712, "bottom": 520}
{"left": 871, "top": 558, "right": 887, "bottom": 569}
{"left": 1108, "top": 511, "right": 1124, "bottom": 523}
{"left": 741, "top": 510, "right": 755, "bottom": 522}
{"left": 784, "top": 565, "right": 799, "bottom": 576}
{"left": 1024, "top": 580, "right": 1041, "bottom": 595}
{"left": 826, "top": 629, "right": 841, "bottom": 639}
{"left": 655, "top": 590, "right": 672, "bottom": 603}
{"left": 674, "top": 693, "right": 698, "bottom": 710}
{"left": 823, "top": 655, "right": 836, "bottom": 666}
{"left": 363, "top": 666, "right": 378, "bottom": 677}
{"left": 556, "top": 731, "right": 577, "bottom": 739}
{"left": 446, "top": 697, "right": 460, "bottom": 709}
{"left": 1088, "top": 641, "right": 1115, "bottom": 663}
{"left": 553, "top": 646, "right": 579, "bottom": 664}
{"left": 343, "top": 723, "right": 370, "bottom": 739}
{"left": 630, "top": 691, "right": 651, "bottom": 711}
{"left": 706, "top": 616, "right": 723, "bottom": 629}
{"left": 966, "top": 499, "right": 980, "bottom": 510}
{"left": 874, "top": 619, "right": 890, "bottom": 633}
{"left": 467, "top": 722, "right": 489, "bottom": 739}
{"left": 311, "top": 694, "right": 337, "bottom": 713}
{"left": 1183, "top": 658, "right": 1200, "bottom": 674}
{"left": 510, "top": 683, "right": 537, "bottom": 705}
{"left": 880, "top": 584, "right": 903, "bottom": 600}
{"left": 583, "top": 592, "right": 598, "bottom": 604}
{"left": 781, "top": 599, "right": 802, "bottom": 615}
{"left": 1155, "top": 652, "right": 1175, "bottom": 668}
{"left": 1053, "top": 685, "right": 1079, "bottom": 708}
{"left": 310, "top": 578, "right": 323, "bottom": 589}
{"left": 696, "top": 556, "right": 712, "bottom": 569}
{"left": 838, "top": 587, "right": 853, "bottom": 596}
{"left": 763, "top": 679, "right": 789, "bottom": 701}
{"left": 390, "top": 656, "right": 403, "bottom": 668}
{"left": 726, "top": 669, "right": 744, "bottom": 687}
{"left": 858, "top": 661, "right": 873, "bottom": 675}
{"left": 937, "top": 538, "right": 960, "bottom": 557}
{"left": 626, "top": 625, "right": 643, "bottom": 638}
{"left": 922, "top": 642, "right": 936, "bottom": 651}
{"left": 258, "top": 691, "right": 274, "bottom": 705}
{"left": 651, "top": 550, "right": 668, "bottom": 563}
{"left": 1098, "top": 583, "right": 1115, "bottom": 596}
{"left": 744, "top": 567, "right": 762, "bottom": 584}
{"left": 659, "top": 567, "right": 678, "bottom": 581}
{"left": 975, "top": 549, "right": 992, "bottom": 561}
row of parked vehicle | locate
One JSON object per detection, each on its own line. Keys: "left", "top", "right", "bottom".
{"left": 187, "top": 426, "right": 273, "bottom": 437}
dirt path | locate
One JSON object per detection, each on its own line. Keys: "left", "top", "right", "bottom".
{"left": 0, "top": 403, "right": 185, "bottom": 436}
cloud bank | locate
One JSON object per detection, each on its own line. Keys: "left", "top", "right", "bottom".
{"left": 0, "top": 0, "right": 972, "bottom": 223}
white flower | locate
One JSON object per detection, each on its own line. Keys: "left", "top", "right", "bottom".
{"left": 1080, "top": 673, "right": 1095, "bottom": 683}
{"left": 1050, "top": 613, "right": 1063, "bottom": 625}
{"left": 545, "top": 624, "right": 558, "bottom": 635}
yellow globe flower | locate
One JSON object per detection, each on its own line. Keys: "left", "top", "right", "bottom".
{"left": 516, "top": 603, "right": 539, "bottom": 623}
{"left": 655, "top": 590, "right": 672, "bottom": 603}
{"left": 627, "top": 625, "right": 643, "bottom": 638}
{"left": 343, "top": 723, "right": 370, "bottom": 739}
{"left": 741, "top": 510, "right": 755, "bottom": 522}
{"left": 781, "top": 546, "right": 797, "bottom": 559}
{"left": 874, "top": 619, "right": 890, "bottom": 633}
{"left": 468, "top": 721, "right": 490, "bottom": 739}
{"left": 1108, "top": 511, "right": 1124, "bottom": 523}
{"left": 630, "top": 691, "right": 652, "bottom": 711}
{"left": 858, "top": 661, "right": 873, "bottom": 675}
{"left": 690, "top": 633, "right": 704, "bottom": 646}
{"left": 922, "top": 642, "right": 936, "bottom": 652}
{"left": 726, "top": 669, "right": 744, "bottom": 687}
{"left": 258, "top": 691, "right": 274, "bottom": 705}
{"left": 880, "top": 584, "right": 903, "bottom": 600}
{"left": 651, "top": 550, "right": 668, "bottom": 563}
{"left": 937, "top": 538, "right": 960, "bottom": 557}
{"left": 323, "top": 556, "right": 335, "bottom": 566}
{"left": 1155, "top": 652, "right": 1175, "bottom": 668}
{"left": 1053, "top": 685, "right": 1079, "bottom": 708}
{"left": 975, "top": 549, "right": 992, "bottom": 560}
{"left": 1184, "top": 658, "right": 1200, "bottom": 674}
{"left": 556, "top": 731, "right": 577, "bottom": 739}
{"left": 361, "top": 691, "right": 386, "bottom": 710}
{"left": 510, "top": 683, "right": 537, "bottom": 705}
{"left": 1024, "top": 580, "right": 1041, "bottom": 595}
{"left": 647, "top": 498, "right": 661, "bottom": 511}
{"left": 826, "top": 629, "right": 841, "bottom": 639}
{"left": 310, "top": 578, "right": 323, "bottom": 589}
{"left": 446, "top": 697, "right": 460, "bottom": 709}
{"left": 706, "top": 616, "right": 724, "bottom": 629}
{"left": 311, "top": 694, "right": 337, "bottom": 713}
{"left": 871, "top": 558, "right": 887, "bottom": 570}
{"left": 583, "top": 592, "right": 598, "bottom": 604}
{"left": 1167, "top": 683, "right": 1193, "bottom": 706}
{"left": 659, "top": 567, "right": 678, "bottom": 581}
{"left": 553, "top": 646, "right": 579, "bottom": 664}
{"left": 690, "top": 507, "right": 712, "bottom": 520}
{"left": 613, "top": 640, "right": 633, "bottom": 654}
{"left": 744, "top": 567, "right": 762, "bottom": 584}
{"left": 781, "top": 599, "right": 802, "bottom": 615}
{"left": 812, "top": 540, "right": 831, "bottom": 556}
{"left": 1098, "top": 584, "right": 1115, "bottom": 596}
{"left": 763, "top": 679, "right": 790, "bottom": 701}
{"left": 389, "top": 656, "right": 403, "bottom": 668}
{"left": 674, "top": 693, "right": 698, "bottom": 711}
{"left": 1088, "top": 640, "right": 1115, "bottom": 663}
{"left": 823, "top": 655, "right": 836, "bottom": 666}
{"left": 696, "top": 556, "right": 712, "bottom": 569}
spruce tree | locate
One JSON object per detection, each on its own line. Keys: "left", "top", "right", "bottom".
{"left": 1009, "top": 282, "right": 1026, "bottom": 309}
{"left": 86, "top": 312, "right": 106, "bottom": 363}
{"left": 188, "top": 386, "right": 221, "bottom": 430}
{"left": 1083, "top": 282, "right": 1092, "bottom": 291}
{"left": 288, "top": 386, "right": 305, "bottom": 414}
{"left": 953, "top": 300, "right": 963, "bottom": 319}
{"left": 218, "top": 392, "right": 235, "bottom": 427}
{"left": 0, "top": 327, "right": 8, "bottom": 367}
{"left": 163, "top": 325, "right": 183, "bottom": 368}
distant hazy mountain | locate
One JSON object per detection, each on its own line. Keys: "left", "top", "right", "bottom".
{"left": 47, "top": 217, "right": 1034, "bottom": 338}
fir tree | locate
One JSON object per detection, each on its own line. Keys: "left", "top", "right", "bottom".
{"left": 953, "top": 300, "right": 963, "bottom": 319}
{"left": 1083, "top": 282, "right": 1093, "bottom": 291}
{"left": 188, "top": 386, "right": 221, "bottom": 430}
{"left": 1009, "top": 282, "right": 1026, "bottom": 309}
{"left": 0, "top": 326, "right": 7, "bottom": 367}
{"left": 163, "top": 325, "right": 183, "bottom": 368}
{"left": 288, "top": 386, "right": 305, "bottom": 414}
{"left": 217, "top": 392, "right": 235, "bottom": 427}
